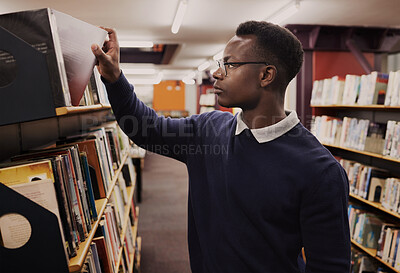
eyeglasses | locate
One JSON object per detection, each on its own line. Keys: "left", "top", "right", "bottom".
{"left": 215, "top": 59, "right": 270, "bottom": 77}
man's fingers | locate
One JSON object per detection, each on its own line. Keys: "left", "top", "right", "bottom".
{"left": 100, "top": 27, "right": 118, "bottom": 43}
{"left": 91, "top": 43, "right": 108, "bottom": 62}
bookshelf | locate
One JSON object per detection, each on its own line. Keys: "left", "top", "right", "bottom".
{"left": 0, "top": 106, "right": 142, "bottom": 273}
{"left": 312, "top": 105, "right": 400, "bottom": 110}
{"left": 312, "top": 103, "right": 400, "bottom": 272}
{"left": 352, "top": 239, "right": 400, "bottom": 272}
{"left": 55, "top": 104, "right": 111, "bottom": 116}
{"left": 68, "top": 152, "right": 133, "bottom": 272}
{"left": 69, "top": 197, "right": 108, "bottom": 272}
{"left": 0, "top": 9, "right": 141, "bottom": 273}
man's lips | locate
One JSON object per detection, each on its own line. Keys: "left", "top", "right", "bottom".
{"left": 213, "top": 86, "right": 223, "bottom": 94}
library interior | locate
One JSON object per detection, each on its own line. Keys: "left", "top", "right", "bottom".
{"left": 0, "top": 0, "right": 400, "bottom": 272}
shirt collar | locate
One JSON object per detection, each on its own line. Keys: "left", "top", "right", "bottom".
{"left": 235, "top": 110, "right": 300, "bottom": 143}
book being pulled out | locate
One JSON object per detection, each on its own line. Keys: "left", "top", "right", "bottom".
{"left": 0, "top": 8, "right": 107, "bottom": 107}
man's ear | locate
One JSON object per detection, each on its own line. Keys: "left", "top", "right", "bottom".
{"left": 260, "top": 65, "right": 277, "bottom": 88}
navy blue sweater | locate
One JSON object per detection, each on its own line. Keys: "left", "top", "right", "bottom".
{"left": 104, "top": 73, "right": 351, "bottom": 273}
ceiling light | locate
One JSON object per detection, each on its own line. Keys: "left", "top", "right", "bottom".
{"left": 119, "top": 41, "right": 154, "bottom": 48}
{"left": 123, "top": 68, "right": 156, "bottom": 75}
{"left": 265, "top": 0, "right": 300, "bottom": 25}
{"left": 171, "top": 0, "right": 188, "bottom": 34}
{"left": 198, "top": 61, "right": 210, "bottom": 72}
{"left": 213, "top": 50, "right": 224, "bottom": 61}
{"left": 128, "top": 72, "right": 163, "bottom": 85}
{"left": 183, "top": 78, "right": 195, "bottom": 85}
{"left": 187, "top": 71, "right": 196, "bottom": 78}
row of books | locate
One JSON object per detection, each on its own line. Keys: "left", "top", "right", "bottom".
{"left": 340, "top": 158, "right": 400, "bottom": 217}
{"left": 310, "top": 71, "right": 399, "bottom": 106}
{"left": 0, "top": 121, "right": 131, "bottom": 265}
{"left": 340, "top": 159, "right": 388, "bottom": 202}
{"left": 383, "top": 120, "right": 400, "bottom": 158}
{"left": 0, "top": 8, "right": 108, "bottom": 108}
{"left": 311, "top": 115, "right": 386, "bottom": 153}
{"left": 79, "top": 68, "right": 109, "bottom": 107}
{"left": 351, "top": 247, "right": 388, "bottom": 273}
{"left": 81, "top": 186, "right": 138, "bottom": 273}
{"left": 95, "top": 198, "right": 137, "bottom": 273}
{"left": 311, "top": 115, "right": 400, "bottom": 158}
{"left": 349, "top": 206, "right": 382, "bottom": 251}
{"left": 348, "top": 206, "right": 400, "bottom": 270}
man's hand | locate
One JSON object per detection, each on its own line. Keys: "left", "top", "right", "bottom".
{"left": 91, "top": 27, "right": 121, "bottom": 83}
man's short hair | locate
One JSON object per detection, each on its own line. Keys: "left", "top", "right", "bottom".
{"left": 236, "top": 21, "right": 304, "bottom": 84}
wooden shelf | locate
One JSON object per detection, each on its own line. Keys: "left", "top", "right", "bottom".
{"left": 115, "top": 186, "right": 136, "bottom": 270}
{"left": 55, "top": 104, "right": 111, "bottom": 116}
{"left": 69, "top": 152, "right": 129, "bottom": 272}
{"left": 311, "top": 105, "right": 400, "bottom": 110}
{"left": 69, "top": 198, "right": 108, "bottom": 272}
{"left": 136, "top": 236, "right": 142, "bottom": 272}
{"left": 107, "top": 153, "right": 129, "bottom": 200}
{"left": 322, "top": 143, "right": 400, "bottom": 164}
{"left": 350, "top": 193, "right": 400, "bottom": 220}
{"left": 128, "top": 211, "right": 140, "bottom": 273}
{"left": 351, "top": 240, "right": 399, "bottom": 272}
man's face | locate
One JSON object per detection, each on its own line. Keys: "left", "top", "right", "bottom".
{"left": 213, "top": 35, "right": 264, "bottom": 110}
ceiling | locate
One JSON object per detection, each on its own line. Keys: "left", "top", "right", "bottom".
{"left": 1, "top": 0, "right": 400, "bottom": 83}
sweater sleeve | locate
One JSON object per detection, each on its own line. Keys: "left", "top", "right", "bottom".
{"left": 103, "top": 72, "right": 198, "bottom": 163}
{"left": 300, "top": 162, "right": 351, "bottom": 273}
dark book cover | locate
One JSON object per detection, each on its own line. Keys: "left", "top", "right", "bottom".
{"left": 0, "top": 8, "right": 70, "bottom": 107}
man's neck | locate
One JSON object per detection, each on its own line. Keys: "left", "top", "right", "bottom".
{"left": 241, "top": 106, "right": 286, "bottom": 129}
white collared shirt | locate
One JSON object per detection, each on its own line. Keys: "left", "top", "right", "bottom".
{"left": 235, "top": 110, "right": 300, "bottom": 143}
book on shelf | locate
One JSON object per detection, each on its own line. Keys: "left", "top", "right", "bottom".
{"left": 356, "top": 72, "right": 388, "bottom": 105}
{"left": 12, "top": 146, "right": 96, "bottom": 240}
{"left": 0, "top": 179, "right": 69, "bottom": 261}
{"left": 331, "top": 76, "right": 346, "bottom": 105}
{"left": 80, "top": 152, "right": 98, "bottom": 221}
{"left": 199, "top": 93, "right": 216, "bottom": 106}
{"left": 351, "top": 247, "right": 379, "bottom": 273}
{"left": 311, "top": 115, "right": 389, "bottom": 154}
{"left": 311, "top": 71, "right": 390, "bottom": 106}
{"left": 0, "top": 159, "right": 78, "bottom": 258}
{"left": 385, "top": 70, "right": 400, "bottom": 107}
{"left": 90, "top": 242, "right": 103, "bottom": 273}
{"left": 368, "top": 177, "right": 386, "bottom": 203}
{"left": 58, "top": 138, "right": 108, "bottom": 200}
{"left": 343, "top": 74, "right": 360, "bottom": 105}
{"left": 349, "top": 208, "right": 383, "bottom": 251}
{"left": 93, "top": 236, "right": 114, "bottom": 273}
{"left": 364, "top": 122, "right": 387, "bottom": 154}
{"left": 80, "top": 68, "right": 110, "bottom": 107}
{"left": 0, "top": 8, "right": 107, "bottom": 107}
{"left": 340, "top": 158, "right": 391, "bottom": 203}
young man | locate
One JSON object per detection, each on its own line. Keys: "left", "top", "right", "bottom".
{"left": 91, "top": 21, "right": 350, "bottom": 273}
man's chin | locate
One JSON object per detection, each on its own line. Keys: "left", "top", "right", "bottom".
{"left": 216, "top": 97, "right": 232, "bottom": 108}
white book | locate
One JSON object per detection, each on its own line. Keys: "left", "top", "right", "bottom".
{"left": 383, "top": 120, "right": 397, "bottom": 156}
{"left": 321, "top": 78, "right": 332, "bottom": 105}
{"left": 390, "top": 122, "right": 400, "bottom": 158}
{"left": 385, "top": 71, "right": 396, "bottom": 106}
{"left": 51, "top": 9, "right": 107, "bottom": 106}
{"left": 357, "top": 74, "right": 369, "bottom": 105}
{"left": 367, "top": 72, "right": 378, "bottom": 105}
{"left": 351, "top": 76, "right": 361, "bottom": 105}
{"left": 391, "top": 71, "right": 400, "bottom": 106}
{"left": 310, "top": 80, "right": 320, "bottom": 105}
{"left": 332, "top": 76, "right": 345, "bottom": 104}
{"left": 383, "top": 227, "right": 394, "bottom": 262}
{"left": 342, "top": 75, "right": 354, "bottom": 105}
